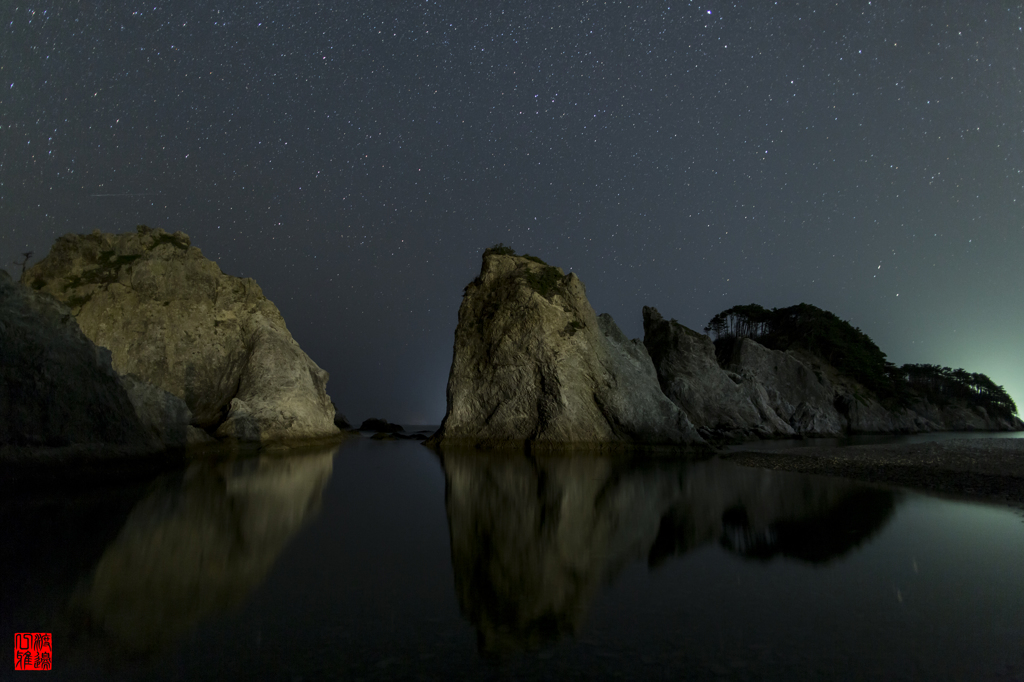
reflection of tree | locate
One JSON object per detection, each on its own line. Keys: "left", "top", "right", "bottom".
{"left": 68, "top": 448, "right": 335, "bottom": 657}
{"left": 441, "top": 449, "right": 896, "bottom": 653}
{"left": 717, "top": 489, "right": 895, "bottom": 563}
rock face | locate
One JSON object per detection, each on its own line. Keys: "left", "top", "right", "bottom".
{"left": 1, "top": 269, "right": 151, "bottom": 450}
{"left": 429, "top": 251, "right": 704, "bottom": 448}
{"left": 643, "top": 307, "right": 794, "bottom": 440}
{"left": 24, "top": 226, "right": 341, "bottom": 443}
{"left": 722, "top": 337, "right": 847, "bottom": 436}
{"left": 1, "top": 268, "right": 205, "bottom": 453}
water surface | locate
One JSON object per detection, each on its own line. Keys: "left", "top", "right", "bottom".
{"left": 2, "top": 436, "right": 1022, "bottom": 681}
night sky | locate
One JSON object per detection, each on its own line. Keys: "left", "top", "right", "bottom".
{"left": 3, "top": 1, "right": 1022, "bottom": 424}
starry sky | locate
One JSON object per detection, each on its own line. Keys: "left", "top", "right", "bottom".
{"left": 3, "top": 1, "right": 1022, "bottom": 424}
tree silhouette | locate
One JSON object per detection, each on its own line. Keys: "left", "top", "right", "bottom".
{"left": 14, "top": 251, "right": 33, "bottom": 277}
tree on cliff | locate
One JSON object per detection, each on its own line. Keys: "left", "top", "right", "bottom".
{"left": 899, "top": 364, "right": 1018, "bottom": 420}
{"left": 704, "top": 303, "right": 1019, "bottom": 418}
{"left": 705, "top": 303, "right": 891, "bottom": 398}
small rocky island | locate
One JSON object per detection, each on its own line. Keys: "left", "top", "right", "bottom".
{"left": 2, "top": 226, "right": 343, "bottom": 457}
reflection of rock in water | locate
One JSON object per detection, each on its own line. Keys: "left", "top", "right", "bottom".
{"left": 715, "top": 488, "right": 895, "bottom": 563}
{"left": 69, "top": 449, "right": 334, "bottom": 656}
{"left": 441, "top": 450, "right": 895, "bottom": 653}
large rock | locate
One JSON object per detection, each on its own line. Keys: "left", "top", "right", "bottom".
{"left": 428, "top": 250, "right": 704, "bottom": 448}
{"left": 642, "top": 307, "right": 793, "bottom": 440}
{"left": 24, "top": 226, "right": 341, "bottom": 443}
{"left": 0, "top": 269, "right": 151, "bottom": 451}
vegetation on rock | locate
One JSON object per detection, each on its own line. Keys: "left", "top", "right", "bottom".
{"left": 705, "top": 303, "right": 1017, "bottom": 418}
{"left": 483, "top": 243, "right": 565, "bottom": 300}
{"left": 899, "top": 364, "right": 1018, "bottom": 421}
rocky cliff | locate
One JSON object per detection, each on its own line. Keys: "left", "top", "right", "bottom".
{"left": 1, "top": 269, "right": 199, "bottom": 453}
{"left": 642, "top": 307, "right": 794, "bottom": 440}
{"left": 24, "top": 226, "right": 341, "bottom": 443}
{"left": 428, "top": 250, "right": 704, "bottom": 448}
{"left": 644, "top": 306, "right": 1021, "bottom": 440}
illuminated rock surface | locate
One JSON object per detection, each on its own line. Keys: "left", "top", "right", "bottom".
{"left": 25, "top": 226, "right": 341, "bottom": 443}
{"left": 429, "top": 250, "right": 704, "bottom": 448}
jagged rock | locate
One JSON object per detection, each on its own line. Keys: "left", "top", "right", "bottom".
{"left": 428, "top": 251, "right": 704, "bottom": 448}
{"left": 723, "top": 338, "right": 846, "bottom": 436}
{"left": 642, "top": 307, "right": 793, "bottom": 440}
{"left": 24, "top": 226, "right": 341, "bottom": 443}
{"left": 0, "top": 269, "right": 151, "bottom": 451}
{"left": 645, "top": 303, "right": 1021, "bottom": 439}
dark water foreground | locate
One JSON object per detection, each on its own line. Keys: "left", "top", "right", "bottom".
{"left": 2, "top": 438, "right": 1022, "bottom": 681}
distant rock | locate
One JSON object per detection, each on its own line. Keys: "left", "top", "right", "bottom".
{"left": 645, "top": 305, "right": 1020, "bottom": 439}
{"left": 642, "top": 307, "right": 793, "bottom": 441}
{"left": 359, "top": 418, "right": 404, "bottom": 433}
{"left": 428, "top": 250, "right": 704, "bottom": 449}
{"left": 331, "top": 402, "right": 351, "bottom": 429}
{"left": 24, "top": 226, "right": 341, "bottom": 444}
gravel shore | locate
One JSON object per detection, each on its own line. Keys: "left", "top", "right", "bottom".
{"left": 724, "top": 437, "right": 1024, "bottom": 508}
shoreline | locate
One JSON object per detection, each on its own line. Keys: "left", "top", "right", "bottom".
{"left": 723, "top": 437, "right": 1024, "bottom": 509}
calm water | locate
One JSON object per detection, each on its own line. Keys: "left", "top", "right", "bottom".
{"left": 2, "top": 436, "right": 1023, "bottom": 681}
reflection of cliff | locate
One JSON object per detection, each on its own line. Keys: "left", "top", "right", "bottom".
{"left": 442, "top": 451, "right": 895, "bottom": 653}
{"left": 69, "top": 449, "right": 334, "bottom": 655}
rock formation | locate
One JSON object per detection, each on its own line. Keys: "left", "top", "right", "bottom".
{"left": 442, "top": 449, "right": 893, "bottom": 652}
{"left": 721, "top": 336, "right": 848, "bottom": 436}
{"left": 428, "top": 250, "right": 704, "bottom": 448}
{"left": 644, "top": 306, "right": 1021, "bottom": 440}
{"left": 642, "top": 307, "right": 794, "bottom": 440}
{"left": 1, "top": 269, "right": 200, "bottom": 453}
{"left": 24, "top": 226, "right": 341, "bottom": 443}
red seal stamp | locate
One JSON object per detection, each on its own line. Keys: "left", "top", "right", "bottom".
{"left": 14, "top": 633, "right": 52, "bottom": 671}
